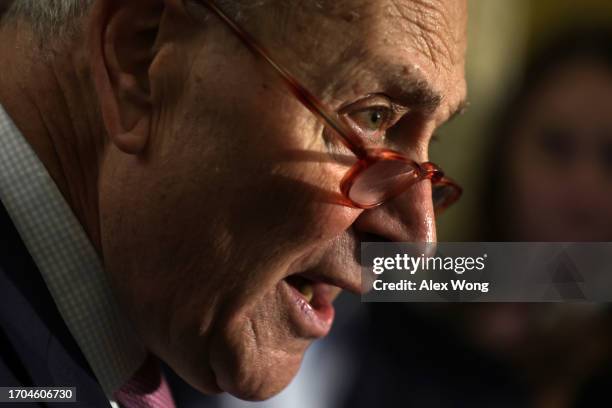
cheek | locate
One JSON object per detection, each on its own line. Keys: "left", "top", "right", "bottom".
{"left": 225, "top": 166, "right": 357, "bottom": 244}
{"left": 177, "top": 76, "right": 358, "bottom": 245}
{"left": 100, "top": 60, "right": 362, "bottom": 395}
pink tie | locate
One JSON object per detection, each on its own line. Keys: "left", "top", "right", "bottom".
{"left": 114, "top": 355, "right": 176, "bottom": 408}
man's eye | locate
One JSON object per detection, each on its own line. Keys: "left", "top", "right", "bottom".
{"left": 346, "top": 107, "right": 393, "bottom": 137}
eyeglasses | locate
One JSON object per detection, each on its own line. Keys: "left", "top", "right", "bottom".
{"left": 192, "top": 0, "right": 462, "bottom": 212}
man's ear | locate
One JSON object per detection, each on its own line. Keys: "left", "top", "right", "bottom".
{"left": 89, "top": 0, "right": 165, "bottom": 154}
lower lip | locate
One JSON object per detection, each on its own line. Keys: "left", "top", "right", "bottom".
{"left": 280, "top": 279, "right": 335, "bottom": 338}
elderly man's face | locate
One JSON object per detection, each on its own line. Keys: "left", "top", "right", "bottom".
{"left": 96, "top": 0, "right": 466, "bottom": 400}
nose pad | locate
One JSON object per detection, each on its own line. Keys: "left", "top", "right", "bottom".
{"left": 352, "top": 179, "right": 437, "bottom": 243}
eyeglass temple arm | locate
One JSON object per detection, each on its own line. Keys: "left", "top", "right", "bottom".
{"left": 197, "top": 0, "right": 367, "bottom": 157}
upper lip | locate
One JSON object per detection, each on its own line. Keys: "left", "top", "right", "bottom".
{"left": 283, "top": 231, "right": 364, "bottom": 296}
{"left": 287, "top": 262, "right": 362, "bottom": 295}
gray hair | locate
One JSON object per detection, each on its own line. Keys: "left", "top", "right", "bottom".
{"left": 1, "top": 1, "right": 258, "bottom": 38}
{"left": 3, "top": 0, "right": 94, "bottom": 36}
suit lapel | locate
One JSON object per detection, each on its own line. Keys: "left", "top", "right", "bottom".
{"left": 0, "top": 201, "right": 109, "bottom": 407}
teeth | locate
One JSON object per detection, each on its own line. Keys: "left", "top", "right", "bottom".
{"left": 299, "top": 283, "right": 314, "bottom": 303}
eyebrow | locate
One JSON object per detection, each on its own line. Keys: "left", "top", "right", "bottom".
{"left": 374, "top": 61, "right": 467, "bottom": 123}
{"left": 388, "top": 77, "right": 443, "bottom": 113}
{"left": 195, "top": 0, "right": 467, "bottom": 148}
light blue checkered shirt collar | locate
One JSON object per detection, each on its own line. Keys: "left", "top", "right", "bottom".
{"left": 0, "top": 104, "right": 146, "bottom": 397}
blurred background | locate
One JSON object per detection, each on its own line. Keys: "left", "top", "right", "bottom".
{"left": 169, "top": 1, "right": 612, "bottom": 407}
{"left": 433, "top": 0, "right": 612, "bottom": 241}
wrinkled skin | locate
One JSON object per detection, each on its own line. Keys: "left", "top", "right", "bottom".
{"left": 97, "top": 0, "right": 467, "bottom": 400}
{"left": 0, "top": 0, "right": 467, "bottom": 401}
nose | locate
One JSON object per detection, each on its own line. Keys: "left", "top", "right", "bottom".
{"left": 352, "top": 179, "right": 437, "bottom": 243}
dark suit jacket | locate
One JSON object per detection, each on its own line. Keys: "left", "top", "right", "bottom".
{"left": 0, "top": 201, "right": 110, "bottom": 407}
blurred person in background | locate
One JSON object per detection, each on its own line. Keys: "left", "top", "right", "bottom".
{"left": 483, "top": 27, "right": 612, "bottom": 243}
{"left": 339, "top": 26, "right": 612, "bottom": 408}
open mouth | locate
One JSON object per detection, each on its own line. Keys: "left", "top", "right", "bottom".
{"left": 279, "top": 251, "right": 361, "bottom": 338}
{"left": 285, "top": 275, "right": 315, "bottom": 304}
{"left": 280, "top": 273, "right": 336, "bottom": 338}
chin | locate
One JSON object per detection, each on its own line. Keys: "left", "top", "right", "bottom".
{"left": 224, "top": 355, "right": 303, "bottom": 401}
{"left": 206, "top": 297, "right": 311, "bottom": 401}
{"left": 184, "top": 252, "right": 347, "bottom": 400}
{"left": 209, "top": 324, "right": 307, "bottom": 400}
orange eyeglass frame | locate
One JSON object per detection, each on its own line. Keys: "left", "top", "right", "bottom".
{"left": 190, "top": 0, "right": 462, "bottom": 212}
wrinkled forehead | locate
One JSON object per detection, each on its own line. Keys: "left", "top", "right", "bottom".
{"left": 340, "top": 0, "right": 468, "bottom": 68}
{"left": 246, "top": 0, "right": 467, "bottom": 112}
